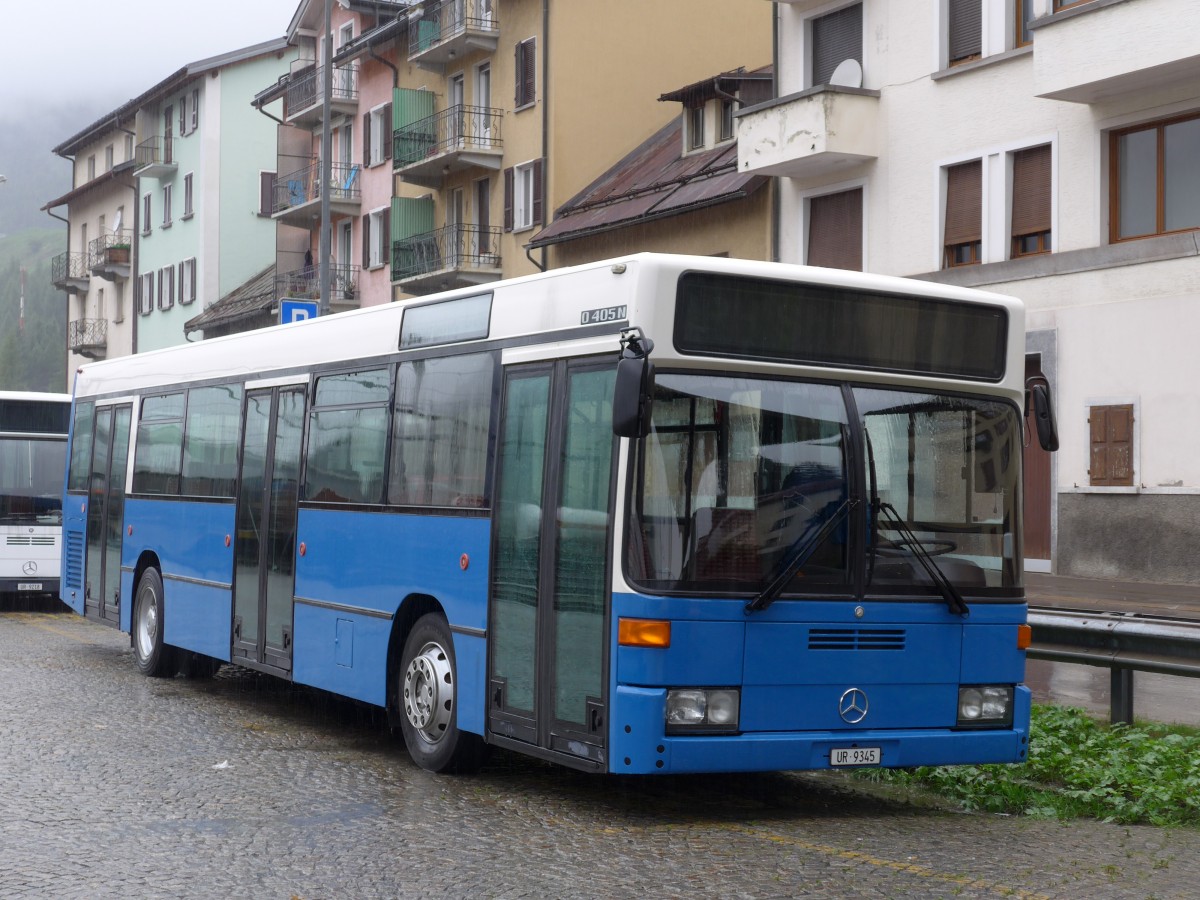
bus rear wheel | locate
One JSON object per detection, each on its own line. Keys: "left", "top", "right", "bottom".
{"left": 398, "top": 613, "right": 487, "bottom": 774}
{"left": 133, "top": 568, "right": 174, "bottom": 678}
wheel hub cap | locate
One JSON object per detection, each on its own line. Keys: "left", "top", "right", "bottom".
{"left": 403, "top": 642, "right": 453, "bottom": 745}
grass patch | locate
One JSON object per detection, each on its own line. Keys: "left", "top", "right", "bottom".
{"left": 856, "top": 704, "right": 1200, "bottom": 826}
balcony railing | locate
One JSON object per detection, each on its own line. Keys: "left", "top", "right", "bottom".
{"left": 51, "top": 251, "right": 90, "bottom": 293}
{"left": 271, "top": 160, "right": 362, "bottom": 227}
{"left": 69, "top": 318, "right": 107, "bottom": 359}
{"left": 285, "top": 63, "right": 359, "bottom": 125}
{"left": 393, "top": 105, "right": 503, "bottom": 185}
{"left": 134, "top": 135, "right": 175, "bottom": 176}
{"left": 409, "top": 0, "right": 499, "bottom": 69}
{"left": 392, "top": 223, "right": 501, "bottom": 292}
{"left": 88, "top": 231, "right": 133, "bottom": 281}
{"left": 274, "top": 263, "right": 361, "bottom": 305}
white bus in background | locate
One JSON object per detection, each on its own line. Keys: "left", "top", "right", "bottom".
{"left": 0, "top": 391, "right": 71, "bottom": 604}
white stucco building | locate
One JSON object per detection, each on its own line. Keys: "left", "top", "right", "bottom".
{"left": 739, "top": 0, "right": 1200, "bottom": 584}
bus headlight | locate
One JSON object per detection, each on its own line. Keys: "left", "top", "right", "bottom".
{"left": 957, "top": 685, "right": 1013, "bottom": 727}
{"left": 666, "top": 688, "right": 740, "bottom": 733}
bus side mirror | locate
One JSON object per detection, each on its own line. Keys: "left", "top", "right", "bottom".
{"left": 613, "top": 330, "right": 655, "bottom": 439}
{"left": 1026, "top": 377, "right": 1059, "bottom": 452}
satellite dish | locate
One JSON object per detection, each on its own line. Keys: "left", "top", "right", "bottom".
{"left": 111, "top": 209, "right": 123, "bottom": 233}
{"left": 829, "top": 59, "right": 863, "bottom": 89}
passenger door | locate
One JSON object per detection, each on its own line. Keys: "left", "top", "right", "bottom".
{"left": 488, "top": 359, "right": 617, "bottom": 768}
{"left": 83, "top": 403, "right": 132, "bottom": 625}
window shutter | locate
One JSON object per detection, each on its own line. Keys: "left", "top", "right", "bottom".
{"left": 363, "top": 214, "right": 370, "bottom": 269}
{"left": 944, "top": 160, "right": 982, "bottom": 246}
{"left": 532, "top": 158, "right": 544, "bottom": 226}
{"left": 503, "top": 166, "right": 514, "bottom": 231}
{"left": 260, "top": 172, "right": 275, "bottom": 216}
{"left": 948, "top": 0, "right": 982, "bottom": 64}
{"left": 812, "top": 3, "right": 862, "bottom": 87}
{"left": 383, "top": 209, "right": 390, "bottom": 263}
{"left": 383, "top": 103, "right": 393, "bottom": 160}
{"left": 524, "top": 40, "right": 536, "bottom": 105}
{"left": 363, "top": 112, "right": 371, "bottom": 166}
{"left": 514, "top": 42, "right": 522, "bottom": 105}
{"left": 807, "top": 188, "right": 863, "bottom": 271}
{"left": 1090, "top": 405, "right": 1134, "bottom": 486}
{"left": 1011, "top": 144, "right": 1051, "bottom": 238}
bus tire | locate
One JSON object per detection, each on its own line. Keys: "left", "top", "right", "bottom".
{"left": 398, "top": 613, "right": 487, "bottom": 774}
{"left": 133, "top": 568, "right": 173, "bottom": 678}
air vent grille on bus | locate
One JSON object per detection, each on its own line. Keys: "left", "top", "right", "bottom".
{"left": 6, "top": 535, "right": 56, "bottom": 546}
{"left": 64, "top": 531, "right": 84, "bottom": 591}
{"left": 808, "top": 628, "right": 906, "bottom": 651}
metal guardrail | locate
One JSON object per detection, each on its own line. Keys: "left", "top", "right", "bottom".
{"left": 1027, "top": 606, "right": 1200, "bottom": 724}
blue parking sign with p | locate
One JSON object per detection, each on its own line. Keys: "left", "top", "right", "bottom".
{"left": 281, "top": 299, "right": 319, "bottom": 324}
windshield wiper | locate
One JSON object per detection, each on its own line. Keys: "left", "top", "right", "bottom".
{"left": 747, "top": 497, "right": 857, "bottom": 614}
{"left": 875, "top": 500, "right": 969, "bottom": 617}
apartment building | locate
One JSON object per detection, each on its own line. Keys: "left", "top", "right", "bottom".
{"left": 738, "top": 0, "right": 1200, "bottom": 584}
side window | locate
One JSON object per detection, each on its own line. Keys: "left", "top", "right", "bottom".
{"left": 390, "top": 352, "right": 494, "bottom": 508}
{"left": 133, "top": 393, "right": 185, "bottom": 494}
{"left": 68, "top": 401, "right": 95, "bottom": 493}
{"left": 514, "top": 37, "right": 536, "bottom": 109}
{"left": 1089, "top": 404, "right": 1134, "bottom": 487}
{"left": 305, "top": 369, "right": 390, "bottom": 504}
{"left": 182, "top": 385, "right": 243, "bottom": 497}
{"left": 1110, "top": 113, "right": 1200, "bottom": 242}
{"left": 947, "top": 0, "right": 982, "bottom": 66}
{"left": 811, "top": 2, "right": 862, "bottom": 87}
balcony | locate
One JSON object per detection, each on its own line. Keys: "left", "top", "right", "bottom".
{"left": 285, "top": 63, "right": 359, "bottom": 128}
{"left": 1031, "top": 0, "right": 1200, "bottom": 103}
{"left": 88, "top": 231, "right": 133, "bottom": 282}
{"left": 134, "top": 135, "right": 176, "bottom": 178}
{"left": 736, "top": 86, "right": 880, "bottom": 180}
{"left": 409, "top": 0, "right": 499, "bottom": 72}
{"left": 392, "top": 223, "right": 501, "bottom": 295}
{"left": 393, "top": 105, "right": 503, "bottom": 188}
{"left": 69, "top": 318, "right": 107, "bottom": 359}
{"left": 275, "top": 263, "right": 361, "bottom": 312}
{"left": 51, "top": 252, "right": 90, "bottom": 294}
{"left": 271, "top": 161, "right": 362, "bottom": 228}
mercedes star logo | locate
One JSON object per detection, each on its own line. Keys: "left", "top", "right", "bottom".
{"left": 22, "top": 561, "right": 38, "bottom": 576}
{"left": 838, "top": 687, "right": 868, "bottom": 724}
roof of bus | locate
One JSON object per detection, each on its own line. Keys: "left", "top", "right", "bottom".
{"left": 72, "top": 253, "right": 1025, "bottom": 400}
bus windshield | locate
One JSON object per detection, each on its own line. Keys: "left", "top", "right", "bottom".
{"left": 0, "top": 437, "right": 67, "bottom": 524}
{"left": 625, "top": 373, "right": 1021, "bottom": 596}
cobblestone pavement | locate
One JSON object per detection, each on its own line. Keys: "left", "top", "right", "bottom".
{"left": 3, "top": 610, "right": 1199, "bottom": 900}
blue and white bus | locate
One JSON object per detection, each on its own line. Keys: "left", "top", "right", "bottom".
{"left": 2, "top": 391, "right": 71, "bottom": 603}
{"left": 61, "top": 254, "right": 1056, "bottom": 774}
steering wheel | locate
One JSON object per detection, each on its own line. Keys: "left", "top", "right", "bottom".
{"left": 880, "top": 538, "right": 958, "bottom": 557}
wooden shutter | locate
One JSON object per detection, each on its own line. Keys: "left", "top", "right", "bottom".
{"left": 259, "top": 172, "right": 275, "bottom": 216}
{"left": 532, "top": 158, "right": 544, "bottom": 226}
{"left": 948, "top": 0, "right": 982, "bottom": 64}
{"left": 503, "top": 166, "right": 514, "bottom": 231}
{"left": 363, "top": 112, "right": 371, "bottom": 166}
{"left": 1090, "top": 405, "right": 1134, "bottom": 486}
{"left": 515, "top": 39, "right": 535, "bottom": 106}
{"left": 812, "top": 3, "right": 862, "bottom": 86}
{"left": 363, "top": 214, "right": 370, "bottom": 268}
{"left": 1011, "top": 144, "right": 1051, "bottom": 238}
{"left": 383, "top": 102, "right": 393, "bottom": 160}
{"left": 807, "top": 188, "right": 863, "bottom": 271}
{"left": 944, "top": 160, "right": 982, "bottom": 246}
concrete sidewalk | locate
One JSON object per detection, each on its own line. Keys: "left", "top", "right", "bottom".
{"left": 1025, "top": 571, "right": 1200, "bottom": 617}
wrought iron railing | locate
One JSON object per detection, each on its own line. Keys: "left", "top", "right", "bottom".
{"left": 88, "top": 231, "right": 133, "bottom": 269}
{"left": 52, "top": 251, "right": 90, "bottom": 286}
{"left": 134, "top": 135, "right": 174, "bottom": 169}
{"left": 393, "top": 105, "right": 503, "bottom": 167}
{"left": 273, "top": 160, "right": 362, "bottom": 214}
{"left": 392, "top": 223, "right": 501, "bottom": 282}
{"left": 274, "top": 263, "right": 361, "bottom": 302}
{"left": 409, "top": 0, "right": 498, "bottom": 57}
{"left": 286, "top": 63, "right": 359, "bottom": 117}
{"left": 69, "top": 318, "right": 107, "bottom": 353}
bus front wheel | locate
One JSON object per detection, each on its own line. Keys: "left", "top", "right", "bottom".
{"left": 398, "top": 613, "right": 487, "bottom": 774}
{"left": 133, "top": 568, "right": 173, "bottom": 678}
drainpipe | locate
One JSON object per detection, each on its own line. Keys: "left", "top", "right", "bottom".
{"left": 770, "top": 5, "right": 780, "bottom": 263}
{"left": 532, "top": 0, "right": 548, "bottom": 273}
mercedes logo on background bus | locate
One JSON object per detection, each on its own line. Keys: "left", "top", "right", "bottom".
{"left": 22, "top": 561, "right": 38, "bottom": 577}
{"left": 838, "top": 687, "right": 869, "bottom": 724}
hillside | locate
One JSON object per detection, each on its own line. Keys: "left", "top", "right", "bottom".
{"left": 0, "top": 227, "right": 68, "bottom": 392}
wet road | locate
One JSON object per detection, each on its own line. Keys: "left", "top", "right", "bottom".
{"left": 4, "top": 609, "right": 1200, "bottom": 899}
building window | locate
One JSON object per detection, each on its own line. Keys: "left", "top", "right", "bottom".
{"left": 158, "top": 265, "right": 176, "bottom": 310}
{"left": 948, "top": 0, "right": 982, "bottom": 66}
{"left": 1016, "top": 0, "right": 1035, "bottom": 47}
{"left": 97, "top": 287, "right": 106, "bottom": 321}
{"left": 1110, "top": 112, "right": 1200, "bottom": 242}
{"left": 191, "top": 89, "right": 199, "bottom": 132}
{"left": 142, "top": 194, "right": 153, "bottom": 235}
{"left": 87, "top": 155, "right": 96, "bottom": 181}
{"left": 366, "top": 102, "right": 392, "bottom": 167}
{"left": 124, "top": 134, "right": 134, "bottom": 161}
{"left": 1054, "top": 0, "right": 1091, "bottom": 9}
{"left": 944, "top": 159, "right": 982, "bottom": 267}
{"left": 139, "top": 272, "right": 155, "bottom": 315}
{"left": 504, "top": 159, "right": 543, "bottom": 232}
{"left": 807, "top": 187, "right": 863, "bottom": 271}
{"left": 180, "top": 258, "right": 196, "bottom": 305}
{"left": 1089, "top": 404, "right": 1134, "bottom": 487}
{"left": 162, "top": 183, "right": 173, "bottom": 226}
{"left": 688, "top": 104, "right": 705, "bottom": 150}
{"left": 179, "top": 96, "right": 188, "bottom": 135}
{"left": 515, "top": 38, "right": 536, "bottom": 109}
{"left": 812, "top": 3, "right": 863, "bottom": 87}
{"left": 719, "top": 100, "right": 735, "bottom": 143}
{"left": 366, "top": 208, "right": 389, "bottom": 269}
{"left": 183, "top": 173, "right": 194, "bottom": 218}
{"left": 105, "top": 144, "right": 114, "bottom": 171}
{"left": 1011, "top": 144, "right": 1052, "bottom": 257}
